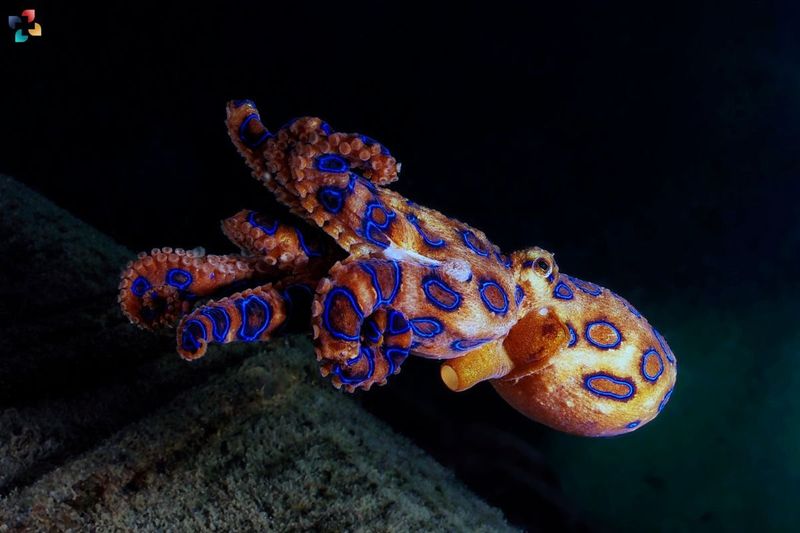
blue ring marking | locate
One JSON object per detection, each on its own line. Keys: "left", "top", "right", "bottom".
{"left": 181, "top": 319, "right": 207, "bottom": 353}
{"left": 362, "top": 317, "right": 382, "bottom": 344}
{"left": 567, "top": 323, "right": 578, "bottom": 347}
{"left": 495, "top": 252, "right": 512, "bottom": 269}
{"left": 232, "top": 99, "right": 254, "bottom": 108}
{"left": 653, "top": 327, "right": 676, "bottom": 364}
{"left": 553, "top": 281, "right": 573, "bottom": 300}
{"left": 422, "top": 276, "right": 462, "bottom": 311}
{"left": 641, "top": 349, "right": 665, "bottom": 382}
{"left": 522, "top": 260, "right": 534, "bottom": 269}
{"left": 166, "top": 269, "right": 193, "bottom": 290}
{"left": 360, "top": 134, "right": 391, "bottom": 156}
{"left": 238, "top": 114, "right": 272, "bottom": 148}
{"left": 131, "top": 276, "right": 151, "bottom": 297}
{"left": 362, "top": 202, "right": 396, "bottom": 248}
{"left": 247, "top": 211, "right": 278, "bottom": 235}
{"left": 479, "top": 280, "right": 509, "bottom": 315}
{"left": 626, "top": 420, "right": 641, "bottom": 429}
{"left": 409, "top": 317, "right": 444, "bottom": 338}
{"left": 360, "top": 261, "right": 401, "bottom": 306}
{"left": 405, "top": 213, "right": 445, "bottom": 248}
{"left": 451, "top": 338, "right": 491, "bottom": 352}
{"left": 322, "top": 287, "right": 364, "bottom": 342}
{"left": 514, "top": 285, "right": 525, "bottom": 307}
{"left": 294, "top": 228, "right": 322, "bottom": 258}
{"left": 584, "top": 373, "right": 635, "bottom": 400}
{"left": 318, "top": 174, "right": 356, "bottom": 214}
{"left": 200, "top": 307, "right": 231, "bottom": 343}
{"left": 315, "top": 153, "right": 350, "bottom": 173}
{"left": 383, "top": 346, "right": 409, "bottom": 376}
{"left": 659, "top": 387, "right": 674, "bottom": 412}
{"left": 334, "top": 346, "right": 375, "bottom": 385}
{"left": 236, "top": 295, "right": 272, "bottom": 342}
{"left": 585, "top": 320, "right": 622, "bottom": 349}
{"left": 568, "top": 276, "right": 602, "bottom": 296}
{"left": 320, "top": 121, "right": 332, "bottom": 135}
{"left": 546, "top": 273, "right": 555, "bottom": 284}
{"left": 387, "top": 310, "right": 410, "bottom": 335}
{"left": 318, "top": 186, "right": 345, "bottom": 214}
{"left": 461, "top": 230, "right": 490, "bottom": 257}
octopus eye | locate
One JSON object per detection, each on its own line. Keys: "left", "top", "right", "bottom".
{"left": 533, "top": 258, "right": 552, "bottom": 277}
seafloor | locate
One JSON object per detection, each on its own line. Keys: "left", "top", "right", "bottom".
{"left": 0, "top": 175, "right": 512, "bottom": 531}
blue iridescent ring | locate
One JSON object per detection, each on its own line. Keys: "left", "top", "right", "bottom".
{"left": 461, "top": 230, "right": 490, "bottom": 257}
{"left": 553, "top": 281, "right": 573, "bottom": 300}
{"left": 236, "top": 295, "right": 272, "bottom": 341}
{"left": 408, "top": 317, "right": 444, "bottom": 338}
{"left": 362, "top": 202, "right": 396, "bottom": 248}
{"left": 315, "top": 154, "right": 350, "bottom": 173}
{"left": 406, "top": 213, "right": 445, "bottom": 248}
{"left": 334, "top": 346, "right": 376, "bottom": 385}
{"left": 360, "top": 261, "right": 401, "bottom": 306}
{"left": 166, "top": 269, "right": 193, "bottom": 290}
{"left": 479, "top": 280, "right": 509, "bottom": 315}
{"left": 322, "top": 287, "right": 364, "bottom": 342}
{"left": 247, "top": 211, "right": 278, "bottom": 235}
{"left": 583, "top": 373, "right": 635, "bottom": 401}
{"left": 181, "top": 319, "right": 207, "bottom": 353}
{"left": 451, "top": 338, "right": 490, "bottom": 351}
{"left": 422, "top": 276, "right": 462, "bottom": 311}
{"left": 514, "top": 285, "right": 525, "bottom": 306}
{"left": 567, "top": 323, "right": 578, "bottom": 347}
{"left": 640, "top": 349, "right": 664, "bottom": 382}
{"left": 131, "top": 276, "right": 151, "bottom": 297}
{"left": 200, "top": 307, "right": 231, "bottom": 342}
{"left": 238, "top": 114, "right": 272, "bottom": 148}
{"left": 584, "top": 320, "right": 622, "bottom": 349}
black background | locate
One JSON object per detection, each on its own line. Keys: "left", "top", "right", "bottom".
{"left": 2, "top": 1, "right": 798, "bottom": 530}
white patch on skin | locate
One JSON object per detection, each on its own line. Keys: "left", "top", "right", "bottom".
{"left": 538, "top": 307, "right": 549, "bottom": 316}
{"left": 383, "top": 243, "right": 443, "bottom": 268}
{"left": 596, "top": 403, "right": 614, "bottom": 415}
{"left": 441, "top": 259, "right": 472, "bottom": 282}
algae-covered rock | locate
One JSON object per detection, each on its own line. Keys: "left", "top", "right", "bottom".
{"left": 0, "top": 176, "right": 513, "bottom": 531}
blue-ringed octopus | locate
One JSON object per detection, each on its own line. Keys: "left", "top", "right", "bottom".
{"left": 118, "top": 100, "right": 677, "bottom": 437}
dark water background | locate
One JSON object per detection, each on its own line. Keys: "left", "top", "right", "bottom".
{"left": 2, "top": 1, "right": 798, "bottom": 530}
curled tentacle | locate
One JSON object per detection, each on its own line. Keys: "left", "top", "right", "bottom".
{"left": 118, "top": 248, "right": 271, "bottom": 330}
{"left": 311, "top": 258, "right": 411, "bottom": 391}
{"left": 175, "top": 283, "right": 289, "bottom": 360}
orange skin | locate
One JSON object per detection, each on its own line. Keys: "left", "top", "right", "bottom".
{"left": 118, "top": 100, "right": 676, "bottom": 437}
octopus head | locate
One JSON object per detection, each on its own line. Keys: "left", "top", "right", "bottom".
{"left": 495, "top": 254, "right": 677, "bottom": 436}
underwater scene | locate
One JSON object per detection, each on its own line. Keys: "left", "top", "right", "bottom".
{"left": 0, "top": 2, "right": 797, "bottom": 531}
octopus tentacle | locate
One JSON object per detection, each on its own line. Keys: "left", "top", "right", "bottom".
{"left": 221, "top": 209, "right": 330, "bottom": 270}
{"left": 176, "top": 282, "right": 290, "bottom": 360}
{"left": 118, "top": 248, "right": 272, "bottom": 330}
{"left": 310, "top": 258, "right": 411, "bottom": 391}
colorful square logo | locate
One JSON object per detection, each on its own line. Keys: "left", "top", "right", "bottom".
{"left": 9, "top": 9, "right": 41, "bottom": 43}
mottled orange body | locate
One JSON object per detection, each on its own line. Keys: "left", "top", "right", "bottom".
{"left": 118, "top": 99, "right": 676, "bottom": 437}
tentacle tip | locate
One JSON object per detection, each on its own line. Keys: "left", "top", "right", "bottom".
{"left": 178, "top": 339, "right": 208, "bottom": 361}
